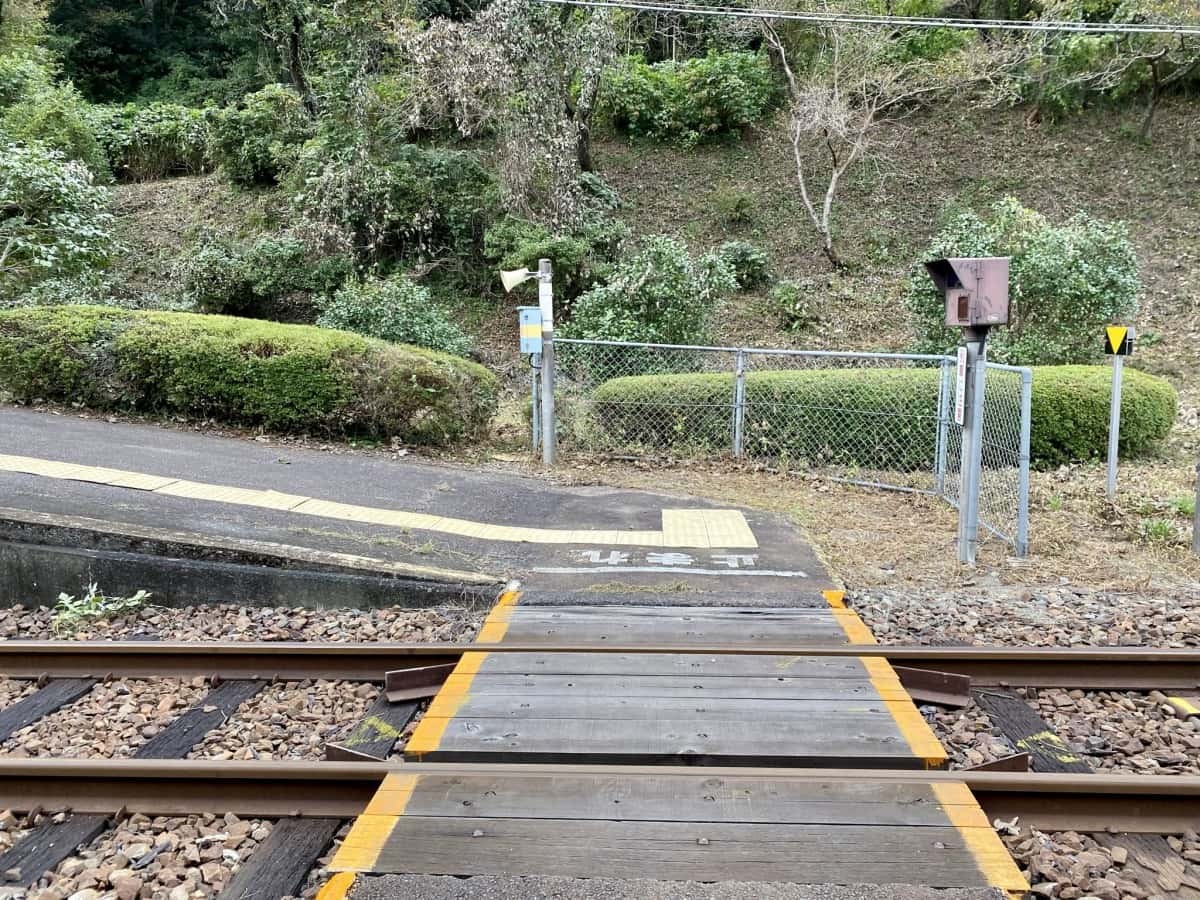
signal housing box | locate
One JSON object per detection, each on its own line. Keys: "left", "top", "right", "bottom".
{"left": 925, "top": 257, "right": 1010, "bottom": 328}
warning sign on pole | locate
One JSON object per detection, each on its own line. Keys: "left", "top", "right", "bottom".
{"left": 1104, "top": 325, "right": 1134, "bottom": 356}
{"left": 954, "top": 346, "right": 967, "bottom": 426}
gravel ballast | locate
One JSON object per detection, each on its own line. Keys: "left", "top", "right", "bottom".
{"left": 10, "top": 810, "right": 276, "bottom": 900}
{"left": 0, "top": 679, "right": 208, "bottom": 759}
{"left": 925, "top": 689, "right": 1200, "bottom": 774}
{"left": 849, "top": 586, "right": 1200, "bottom": 647}
{"left": 187, "top": 680, "right": 380, "bottom": 761}
{"left": 0, "top": 604, "right": 482, "bottom": 643}
{"left": 1004, "top": 828, "right": 1200, "bottom": 899}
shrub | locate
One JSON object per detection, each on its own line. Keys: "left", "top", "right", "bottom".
{"left": 716, "top": 240, "right": 770, "bottom": 289}
{"left": 316, "top": 275, "right": 472, "bottom": 357}
{"left": 589, "top": 365, "right": 1175, "bottom": 467}
{"left": 769, "top": 280, "right": 820, "bottom": 332}
{"left": 602, "top": 51, "right": 777, "bottom": 145}
{"left": 0, "top": 305, "right": 496, "bottom": 444}
{"left": 209, "top": 84, "right": 312, "bottom": 186}
{"left": 907, "top": 197, "right": 1140, "bottom": 365}
{"left": 1, "top": 82, "right": 109, "bottom": 176}
{"left": 86, "top": 103, "right": 212, "bottom": 181}
{"left": 289, "top": 141, "right": 498, "bottom": 267}
{"left": 0, "top": 143, "right": 115, "bottom": 305}
{"left": 0, "top": 53, "right": 51, "bottom": 106}
{"left": 711, "top": 185, "right": 756, "bottom": 229}
{"left": 564, "top": 235, "right": 736, "bottom": 346}
{"left": 1027, "top": 365, "right": 1176, "bottom": 466}
{"left": 177, "top": 235, "right": 350, "bottom": 316}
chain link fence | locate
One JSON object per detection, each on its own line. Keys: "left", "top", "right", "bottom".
{"left": 543, "top": 337, "right": 1030, "bottom": 557}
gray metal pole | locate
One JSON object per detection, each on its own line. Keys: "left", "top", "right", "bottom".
{"left": 1193, "top": 457, "right": 1200, "bottom": 556}
{"left": 732, "top": 349, "right": 747, "bottom": 458}
{"left": 530, "top": 353, "right": 541, "bottom": 453}
{"left": 1016, "top": 368, "right": 1032, "bottom": 558}
{"left": 958, "top": 329, "right": 987, "bottom": 564}
{"left": 1106, "top": 354, "right": 1124, "bottom": 502}
{"left": 934, "top": 357, "right": 952, "bottom": 496}
{"left": 538, "top": 259, "right": 556, "bottom": 467}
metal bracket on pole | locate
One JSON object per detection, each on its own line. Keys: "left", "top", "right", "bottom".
{"left": 732, "top": 349, "right": 747, "bottom": 458}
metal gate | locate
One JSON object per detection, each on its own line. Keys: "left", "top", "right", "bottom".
{"left": 533, "top": 338, "right": 1031, "bottom": 557}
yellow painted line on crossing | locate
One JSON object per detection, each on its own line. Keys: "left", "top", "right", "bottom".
{"left": 931, "top": 782, "right": 1030, "bottom": 897}
{"left": 475, "top": 586, "right": 521, "bottom": 643}
{"left": 0, "top": 454, "right": 757, "bottom": 549}
{"left": 405, "top": 585, "right": 520, "bottom": 759}
{"left": 315, "top": 872, "right": 356, "bottom": 899}
{"left": 827, "top": 591, "right": 948, "bottom": 769}
{"left": 327, "top": 815, "right": 401, "bottom": 872}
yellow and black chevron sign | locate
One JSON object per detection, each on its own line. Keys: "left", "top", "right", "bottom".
{"left": 1104, "top": 325, "right": 1134, "bottom": 356}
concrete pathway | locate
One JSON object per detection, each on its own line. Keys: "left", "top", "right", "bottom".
{"left": 0, "top": 408, "right": 830, "bottom": 599}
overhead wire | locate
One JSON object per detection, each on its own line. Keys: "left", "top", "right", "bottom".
{"left": 533, "top": 0, "right": 1200, "bottom": 36}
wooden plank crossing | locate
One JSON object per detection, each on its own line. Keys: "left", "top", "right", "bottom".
{"left": 331, "top": 772, "right": 1027, "bottom": 895}
{"left": 480, "top": 605, "right": 858, "bottom": 646}
{"left": 331, "top": 588, "right": 1027, "bottom": 897}
{"left": 407, "top": 647, "right": 945, "bottom": 768}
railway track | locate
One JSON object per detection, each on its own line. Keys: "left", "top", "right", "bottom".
{"left": 2, "top": 640, "right": 1198, "bottom": 689}
{"left": 2, "top": 759, "right": 1198, "bottom": 835}
{"left": 0, "top": 632, "right": 1197, "bottom": 897}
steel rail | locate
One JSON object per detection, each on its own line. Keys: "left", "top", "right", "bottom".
{"left": 0, "top": 641, "right": 1196, "bottom": 688}
{"left": 1, "top": 760, "right": 1197, "bottom": 834}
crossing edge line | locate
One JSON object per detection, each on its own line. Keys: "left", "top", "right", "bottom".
{"left": 931, "top": 782, "right": 1030, "bottom": 897}
{"left": 822, "top": 590, "right": 948, "bottom": 769}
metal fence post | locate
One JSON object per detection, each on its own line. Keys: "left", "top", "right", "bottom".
{"left": 732, "top": 349, "right": 747, "bottom": 458}
{"left": 958, "top": 333, "right": 987, "bottom": 564}
{"left": 530, "top": 354, "right": 541, "bottom": 453}
{"left": 1016, "top": 368, "right": 1032, "bottom": 557}
{"left": 934, "top": 357, "right": 952, "bottom": 496}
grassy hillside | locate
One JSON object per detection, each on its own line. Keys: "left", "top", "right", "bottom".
{"left": 110, "top": 99, "right": 1200, "bottom": 451}
{"left": 596, "top": 99, "right": 1200, "bottom": 450}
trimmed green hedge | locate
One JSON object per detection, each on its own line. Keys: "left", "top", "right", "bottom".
{"left": 590, "top": 365, "right": 1176, "bottom": 468}
{"left": 1028, "top": 365, "right": 1177, "bottom": 466}
{"left": 0, "top": 306, "right": 496, "bottom": 445}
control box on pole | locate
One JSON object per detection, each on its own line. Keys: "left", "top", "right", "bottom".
{"left": 924, "top": 257, "right": 1011, "bottom": 565}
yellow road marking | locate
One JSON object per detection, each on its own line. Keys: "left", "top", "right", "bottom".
{"left": 475, "top": 587, "right": 521, "bottom": 644}
{"left": 822, "top": 589, "right": 846, "bottom": 608}
{"left": 0, "top": 454, "right": 756, "bottom": 549}
{"left": 406, "top": 587, "right": 519, "bottom": 758}
{"left": 931, "top": 783, "right": 1029, "bottom": 896}
{"left": 364, "top": 773, "right": 420, "bottom": 816}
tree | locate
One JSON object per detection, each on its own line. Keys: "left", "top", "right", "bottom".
{"left": 761, "top": 8, "right": 985, "bottom": 269}
{"left": 212, "top": 0, "right": 315, "bottom": 113}
{"left": 393, "top": 0, "right": 617, "bottom": 229}
{"left": 1044, "top": 0, "right": 1199, "bottom": 138}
